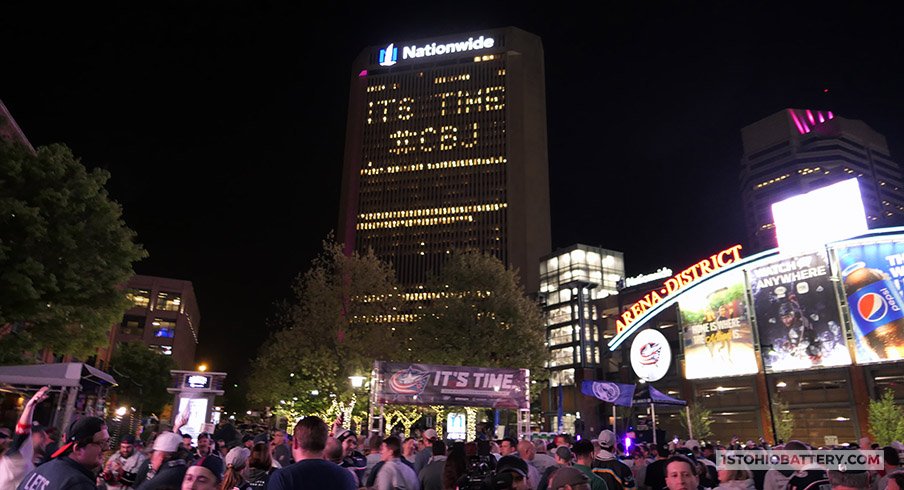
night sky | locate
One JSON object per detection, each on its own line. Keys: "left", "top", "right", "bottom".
{"left": 3, "top": 2, "right": 903, "bottom": 405}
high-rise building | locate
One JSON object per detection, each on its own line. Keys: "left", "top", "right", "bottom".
{"left": 740, "top": 108, "right": 904, "bottom": 250}
{"left": 539, "top": 244, "right": 625, "bottom": 434}
{"left": 96, "top": 275, "right": 201, "bottom": 371}
{"left": 338, "top": 27, "right": 551, "bottom": 294}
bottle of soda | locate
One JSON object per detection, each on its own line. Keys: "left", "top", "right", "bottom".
{"left": 842, "top": 261, "right": 904, "bottom": 360}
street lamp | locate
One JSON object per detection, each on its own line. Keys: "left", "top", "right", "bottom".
{"left": 349, "top": 376, "right": 366, "bottom": 389}
{"left": 197, "top": 364, "right": 208, "bottom": 372}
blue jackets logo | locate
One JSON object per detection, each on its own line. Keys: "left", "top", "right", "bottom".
{"left": 379, "top": 43, "right": 397, "bottom": 67}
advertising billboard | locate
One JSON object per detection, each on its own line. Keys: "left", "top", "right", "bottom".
{"left": 749, "top": 251, "right": 851, "bottom": 372}
{"left": 630, "top": 329, "right": 672, "bottom": 382}
{"left": 679, "top": 270, "right": 758, "bottom": 379}
{"left": 836, "top": 236, "right": 904, "bottom": 363}
{"left": 772, "top": 178, "right": 868, "bottom": 253}
{"left": 373, "top": 361, "right": 530, "bottom": 409}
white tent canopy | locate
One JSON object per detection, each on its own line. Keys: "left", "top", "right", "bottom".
{"left": 0, "top": 363, "right": 117, "bottom": 431}
{"left": 0, "top": 362, "right": 117, "bottom": 389}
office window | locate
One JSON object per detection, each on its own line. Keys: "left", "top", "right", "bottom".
{"left": 126, "top": 289, "right": 151, "bottom": 308}
{"left": 149, "top": 345, "right": 173, "bottom": 356}
{"left": 156, "top": 292, "right": 182, "bottom": 312}
{"left": 120, "top": 315, "right": 145, "bottom": 336}
{"left": 153, "top": 318, "right": 176, "bottom": 338}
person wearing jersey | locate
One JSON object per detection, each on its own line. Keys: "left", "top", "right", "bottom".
{"left": 591, "top": 430, "right": 635, "bottom": 490}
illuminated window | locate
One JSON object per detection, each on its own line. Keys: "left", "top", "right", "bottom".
{"left": 126, "top": 289, "right": 151, "bottom": 308}
{"left": 149, "top": 345, "right": 173, "bottom": 356}
{"left": 152, "top": 318, "right": 176, "bottom": 338}
{"left": 155, "top": 292, "right": 182, "bottom": 312}
{"left": 120, "top": 315, "right": 145, "bottom": 335}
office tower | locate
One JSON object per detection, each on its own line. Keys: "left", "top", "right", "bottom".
{"left": 740, "top": 108, "right": 904, "bottom": 250}
{"left": 96, "top": 275, "right": 201, "bottom": 371}
{"left": 538, "top": 245, "right": 625, "bottom": 433}
{"left": 338, "top": 27, "right": 551, "bottom": 294}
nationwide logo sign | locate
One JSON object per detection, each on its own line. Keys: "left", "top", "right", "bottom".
{"left": 377, "top": 35, "right": 495, "bottom": 66}
{"left": 379, "top": 43, "right": 397, "bottom": 66}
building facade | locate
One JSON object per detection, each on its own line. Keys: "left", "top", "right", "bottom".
{"left": 338, "top": 27, "right": 551, "bottom": 294}
{"left": 96, "top": 275, "right": 201, "bottom": 371}
{"left": 740, "top": 108, "right": 904, "bottom": 251}
{"left": 539, "top": 244, "right": 625, "bottom": 434}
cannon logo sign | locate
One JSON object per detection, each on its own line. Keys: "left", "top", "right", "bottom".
{"left": 373, "top": 361, "right": 529, "bottom": 409}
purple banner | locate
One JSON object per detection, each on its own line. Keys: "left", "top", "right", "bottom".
{"left": 373, "top": 361, "right": 530, "bottom": 409}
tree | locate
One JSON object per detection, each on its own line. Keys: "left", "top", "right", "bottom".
{"left": 771, "top": 396, "right": 795, "bottom": 443}
{"left": 869, "top": 388, "right": 904, "bottom": 446}
{"left": 109, "top": 342, "right": 176, "bottom": 414}
{"left": 412, "top": 250, "right": 546, "bottom": 376}
{"left": 247, "top": 239, "right": 406, "bottom": 422}
{"left": 0, "top": 141, "right": 146, "bottom": 362}
{"left": 679, "top": 402, "right": 714, "bottom": 440}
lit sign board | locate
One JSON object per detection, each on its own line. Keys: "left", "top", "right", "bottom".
{"left": 184, "top": 375, "right": 211, "bottom": 389}
{"left": 622, "top": 267, "right": 674, "bottom": 289}
{"left": 378, "top": 36, "right": 495, "bottom": 66}
{"left": 772, "top": 178, "right": 867, "bottom": 253}
{"left": 630, "top": 329, "right": 671, "bottom": 382}
{"left": 616, "top": 245, "right": 743, "bottom": 334}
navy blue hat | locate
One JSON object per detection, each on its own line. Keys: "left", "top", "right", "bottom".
{"left": 194, "top": 455, "right": 225, "bottom": 483}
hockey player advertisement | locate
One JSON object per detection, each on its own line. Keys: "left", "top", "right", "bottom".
{"left": 749, "top": 251, "right": 851, "bottom": 372}
{"left": 836, "top": 236, "right": 904, "bottom": 363}
{"left": 679, "top": 270, "right": 758, "bottom": 379}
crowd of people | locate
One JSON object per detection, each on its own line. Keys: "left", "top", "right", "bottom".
{"left": 2, "top": 387, "right": 903, "bottom": 490}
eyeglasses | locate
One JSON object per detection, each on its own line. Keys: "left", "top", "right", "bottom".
{"left": 89, "top": 438, "right": 111, "bottom": 450}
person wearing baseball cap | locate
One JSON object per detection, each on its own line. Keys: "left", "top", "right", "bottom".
{"left": 549, "top": 466, "right": 592, "bottom": 490}
{"left": 135, "top": 432, "right": 189, "bottom": 490}
{"left": 413, "top": 428, "right": 439, "bottom": 475}
{"left": 17, "top": 415, "right": 109, "bottom": 490}
{"left": 592, "top": 430, "right": 636, "bottom": 490}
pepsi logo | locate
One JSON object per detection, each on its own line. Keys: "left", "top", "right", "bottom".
{"left": 858, "top": 292, "right": 888, "bottom": 322}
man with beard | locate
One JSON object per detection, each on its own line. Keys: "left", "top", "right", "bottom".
{"left": 101, "top": 435, "right": 147, "bottom": 489}
{"left": 17, "top": 416, "right": 110, "bottom": 490}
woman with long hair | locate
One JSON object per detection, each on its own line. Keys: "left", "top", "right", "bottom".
{"left": 242, "top": 442, "right": 272, "bottom": 488}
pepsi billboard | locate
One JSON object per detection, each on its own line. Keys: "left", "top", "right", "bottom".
{"left": 835, "top": 235, "right": 904, "bottom": 363}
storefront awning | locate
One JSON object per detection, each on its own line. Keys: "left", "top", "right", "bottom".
{"left": 0, "top": 362, "right": 117, "bottom": 391}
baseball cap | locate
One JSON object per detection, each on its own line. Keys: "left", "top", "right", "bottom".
{"left": 152, "top": 431, "right": 183, "bottom": 452}
{"left": 497, "top": 455, "right": 529, "bottom": 478}
{"left": 120, "top": 434, "right": 137, "bottom": 445}
{"left": 685, "top": 439, "right": 699, "bottom": 450}
{"left": 597, "top": 429, "right": 616, "bottom": 448}
{"left": 550, "top": 466, "right": 590, "bottom": 489}
{"left": 50, "top": 416, "right": 107, "bottom": 458}
{"left": 555, "top": 446, "right": 574, "bottom": 461}
{"left": 225, "top": 446, "right": 250, "bottom": 468}
{"left": 194, "top": 455, "right": 225, "bottom": 483}
{"left": 423, "top": 428, "right": 438, "bottom": 440}
{"left": 336, "top": 429, "right": 357, "bottom": 443}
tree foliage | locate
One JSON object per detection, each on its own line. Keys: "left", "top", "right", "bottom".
{"left": 247, "top": 239, "right": 406, "bottom": 419}
{"left": 771, "top": 396, "right": 795, "bottom": 443}
{"left": 679, "top": 402, "right": 714, "bottom": 440}
{"left": 412, "top": 250, "right": 546, "bottom": 376}
{"left": 0, "top": 141, "right": 146, "bottom": 362}
{"left": 109, "top": 342, "right": 176, "bottom": 414}
{"left": 869, "top": 388, "right": 904, "bottom": 446}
